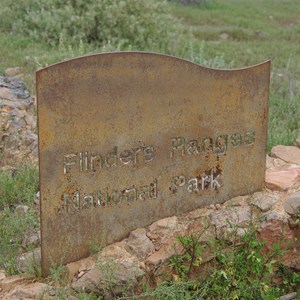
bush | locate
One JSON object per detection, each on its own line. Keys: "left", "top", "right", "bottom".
{"left": 1, "top": 0, "right": 185, "bottom": 53}
{"left": 170, "top": 0, "right": 209, "bottom": 5}
{"left": 164, "top": 226, "right": 300, "bottom": 300}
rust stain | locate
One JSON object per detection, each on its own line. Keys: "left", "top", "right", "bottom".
{"left": 37, "top": 52, "right": 270, "bottom": 276}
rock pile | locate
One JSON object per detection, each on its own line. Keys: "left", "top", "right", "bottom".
{"left": 0, "top": 74, "right": 37, "bottom": 167}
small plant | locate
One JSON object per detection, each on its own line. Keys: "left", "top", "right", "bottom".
{"left": 277, "top": 263, "right": 300, "bottom": 293}
{"left": 169, "top": 231, "right": 207, "bottom": 279}
{"left": 166, "top": 223, "right": 300, "bottom": 300}
{"left": 187, "top": 41, "right": 234, "bottom": 68}
{"left": 48, "top": 263, "right": 69, "bottom": 294}
{"left": 94, "top": 253, "right": 124, "bottom": 298}
{"left": 25, "top": 249, "right": 42, "bottom": 278}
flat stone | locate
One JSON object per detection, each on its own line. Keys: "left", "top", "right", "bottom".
{"left": 149, "top": 216, "right": 178, "bottom": 231}
{"left": 11, "top": 108, "right": 25, "bottom": 118}
{"left": 281, "top": 256, "right": 300, "bottom": 272}
{"left": 71, "top": 268, "right": 102, "bottom": 294}
{"left": 0, "top": 87, "right": 14, "bottom": 100}
{"left": 266, "top": 155, "right": 274, "bottom": 169}
{"left": 210, "top": 205, "right": 251, "bottom": 228}
{"left": 34, "top": 191, "right": 40, "bottom": 205}
{"left": 23, "top": 232, "right": 40, "bottom": 247}
{"left": 271, "top": 145, "right": 300, "bottom": 165}
{"left": 0, "top": 274, "right": 34, "bottom": 291}
{"left": 72, "top": 245, "right": 144, "bottom": 296}
{"left": 208, "top": 202, "right": 252, "bottom": 241}
{"left": 250, "top": 191, "right": 280, "bottom": 212}
{"left": 266, "top": 155, "right": 289, "bottom": 169}
{"left": 0, "top": 76, "right": 29, "bottom": 98}
{"left": 14, "top": 205, "right": 29, "bottom": 215}
{"left": 125, "top": 228, "right": 155, "bottom": 261}
{"left": 17, "top": 248, "right": 41, "bottom": 273}
{"left": 259, "top": 212, "right": 299, "bottom": 270}
{"left": 147, "top": 216, "right": 180, "bottom": 249}
{"left": 259, "top": 212, "right": 291, "bottom": 248}
{"left": 3, "top": 282, "right": 49, "bottom": 299}
{"left": 284, "top": 191, "right": 300, "bottom": 215}
{"left": 25, "top": 113, "right": 35, "bottom": 128}
{"left": 265, "top": 167, "right": 300, "bottom": 191}
{"left": 280, "top": 292, "right": 297, "bottom": 300}
{"left": 0, "top": 270, "right": 5, "bottom": 281}
{"left": 215, "top": 203, "right": 222, "bottom": 210}
{"left": 219, "top": 33, "right": 229, "bottom": 40}
{"left": 224, "top": 195, "right": 249, "bottom": 207}
{"left": 4, "top": 67, "right": 21, "bottom": 77}
{"left": 145, "top": 237, "right": 180, "bottom": 274}
{"left": 66, "top": 254, "right": 97, "bottom": 282}
{"left": 24, "top": 131, "right": 37, "bottom": 146}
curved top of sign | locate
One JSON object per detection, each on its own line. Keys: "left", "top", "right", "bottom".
{"left": 36, "top": 51, "right": 270, "bottom": 74}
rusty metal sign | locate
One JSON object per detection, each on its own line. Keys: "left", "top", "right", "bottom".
{"left": 37, "top": 52, "right": 270, "bottom": 275}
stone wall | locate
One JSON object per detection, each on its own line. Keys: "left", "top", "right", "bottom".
{"left": 0, "top": 75, "right": 37, "bottom": 167}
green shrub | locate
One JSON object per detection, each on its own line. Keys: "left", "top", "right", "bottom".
{"left": 169, "top": 0, "right": 209, "bottom": 5}
{"left": 1, "top": 0, "right": 185, "bottom": 53}
{"left": 163, "top": 226, "right": 300, "bottom": 300}
{"left": 0, "top": 165, "right": 39, "bottom": 208}
{"left": 186, "top": 41, "right": 234, "bottom": 68}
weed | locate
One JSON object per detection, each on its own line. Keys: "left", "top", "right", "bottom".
{"left": 153, "top": 280, "right": 199, "bottom": 299}
{"left": 25, "top": 249, "right": 42, "bottom": 278}
{"left": 48, "top": 264, "right": 69, "bottom": 287}
{"left": 165, "top": 224, "right": 300, "bottom": 299}
{"left": 277, "top": 263, "right": 300, "bottom": 292}
{"left": 186, "top": 40, "right": 234, "bottom": 68}
{"left": 94, "top": 253, "right": 123, "bottom": 298}
{"left": 169, "top": 224, "right": 211, "bottom": 279}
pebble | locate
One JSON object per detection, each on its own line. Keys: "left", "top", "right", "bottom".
{"left": 14, "top": 205, "right": 29, "bottom": 216}
{"left": 4, "top": 67, "right": 21, "bottom": 77}
{"left": 0, "top": 76, "right": 37, "bottom": 167}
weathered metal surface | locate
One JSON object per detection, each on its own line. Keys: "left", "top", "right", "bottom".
{"left": 37, "top": 52, "right": 270, "bottom": 275}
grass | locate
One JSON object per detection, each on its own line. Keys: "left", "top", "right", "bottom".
{"left": 0, "top": 165, "right": 39, "bottom": 208}
{"left": 0, "top": 165, "right": 39, "bottom": 275}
